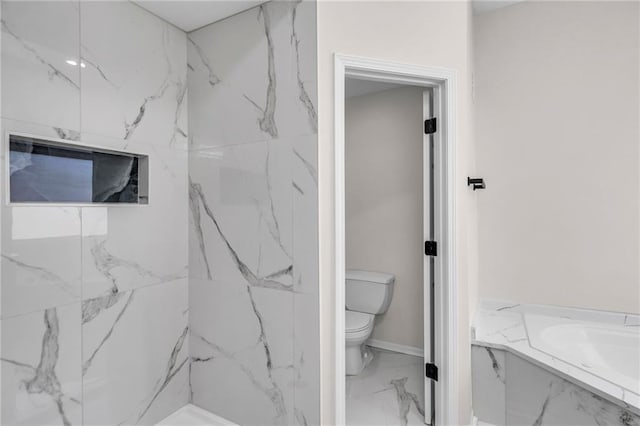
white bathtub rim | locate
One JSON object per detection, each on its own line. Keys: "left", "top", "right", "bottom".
{"left": 477, "top": 299, "right": 640, "bottom": 326}
{"left": 473, "top": 299, "right": 640, "bottom": 416}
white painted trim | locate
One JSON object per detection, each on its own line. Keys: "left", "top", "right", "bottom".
{"left": 334, "top": 54, "right": 347, "bottom": 426}
{"left": 333, "top": 54, "right": 458, "bottom": 426}
{"left": 367, "top": 339, "right": 424, "bottom": 358}
{"left": 423, "top": 87, "right": 434, "bottom": 415}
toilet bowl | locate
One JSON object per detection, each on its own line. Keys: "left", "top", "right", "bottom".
{"left": 345, "top": 311, "right": 375, "bottom": 375}
{"left": 345, "top": 270, "right": 395, "bottom": 375}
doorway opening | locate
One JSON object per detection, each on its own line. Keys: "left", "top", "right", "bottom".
{"left": 333, "top": 55, "right": 458, "bottom": 426}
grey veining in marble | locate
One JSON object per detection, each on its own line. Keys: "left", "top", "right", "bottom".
{"left": 485, "top": 347, "right": 506, "bottom": 383}
{"left": 293, "top": 147, "right": 318, "bottom": 186}
{"left": 81, "top": 290, "right": 134, "bottom": 375}
{"left": 507, "top": 353, "right": 640, "bottom": 426}
{"left": 53, "top": 127, "right": 81, "bottom": 141}
{"left": 187, "top": 37, "right": 221, "bottom": 88}
{"left": 243, "top": 5, "right": 279, "bottom": 139}
{"left": 87, "top": 239, "right": 184, "bottom": 296}
{"left": 134, "top": 325, "right": 189, "bottom": 424}
{"left": 1, "top": 20, "right": 78, "bottom": 90}
{"left": 291, "top": 1, "right": 317, "bottom": 133}
{"left": 190, "top": 279, "right": 294, "bottom": 425}
{"left": 80, "top": 1, "right": 188, "bottom": 149}
{"left": 194, "top": 332, "right": 288, "bottom": 422}
{"left": 1, "top": 203, "right": 82, "bottom": 319}
{"left": 390, "top": 377, "right": 425, "bottom": 426}
{"left": 82, "top": 280, "right": 189, "bottom": 425}
{"left": 346, "top": 348, "right": 425, "bottom": 426}
{"left": 472, "top": 345, "right": 640, "bottom": 426}
{"left": 2, "top": 309, "right": 78, "bottom": 425}
{"left": 189, "top": 179, "right": 293, "bottom": 292}
{"left": 1, "top": 1, "right": 81, "bottom": 130}
{"left": 472, "top": 345, "right": 507, "bottom": 425}
{"left": 1, "top": 303, "right": 82, "bottom": 425}
{"left": 2, "top": 255, "right": 74, "bottom": 297}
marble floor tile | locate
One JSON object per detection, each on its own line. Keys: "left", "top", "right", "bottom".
{"left": 346, "top": 348, "right": 425, "bottom": 426}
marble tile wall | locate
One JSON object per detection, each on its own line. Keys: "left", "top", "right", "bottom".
{"left": 472, "top": 345, "right": 640, "bottom": 426}
{"left": 1, "top": 2, "right": 189, "bottom": 424}
{"left": 187, "top": 1, "right": 318, "bottom": 425}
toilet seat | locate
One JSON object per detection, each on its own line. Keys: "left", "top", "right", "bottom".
{"left": 345, "top": 311, "right": 374, "bottom": 341}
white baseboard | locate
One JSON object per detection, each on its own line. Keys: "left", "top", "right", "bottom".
{"left": 366, "top": 338, "right": 424, "bottom": 357}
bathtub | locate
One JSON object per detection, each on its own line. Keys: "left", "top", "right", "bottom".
{"left": 525, "top": 312, "right": 640, "bottom": 394}
{"left": 472, "top": 300, "right": 640, "bottom": 425}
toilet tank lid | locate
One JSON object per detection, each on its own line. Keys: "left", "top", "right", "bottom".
{"left": 346, "top": 270, "right": 395, "bottom": 285}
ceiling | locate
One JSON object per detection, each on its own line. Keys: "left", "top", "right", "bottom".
{"left": 134, "top": 0, "right": 524, "bottom": 33}
{"left": 132, "top": 1, "right": 268, "bottom": 32}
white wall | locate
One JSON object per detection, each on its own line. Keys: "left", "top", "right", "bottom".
{"left": 317, "top": 1, "right": 477, "bottom": 423}
{"left": 345, "top": 86, "right": 424, "bottom": 350}
{"left": 475, "top": 1, "right": 640, "bottom": 314}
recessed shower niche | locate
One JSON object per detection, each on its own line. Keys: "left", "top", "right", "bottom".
{"left": 7, "top": 133, "right": 149, "bottom": 204}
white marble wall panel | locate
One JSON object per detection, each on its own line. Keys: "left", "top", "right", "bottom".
{"left": 189, "top": 140, "right": 293, "bottom": 288}
{"left": 82, "top": 279, "right": 189, "bottom": 425}
{"left": 1, "top": 2, "right": 190, "bottom": 424}
{"left": 80, "top": 134, "right": 188, "bottom": 300}
{"left": 187, "top": 1, "right": 317, "bottom": 149}
{"left": 292, "top": 136, "right": 319, "bottom": 425}
{"left": 1, "top": 206, "right": 82, "bottom": 319}
{"left": 188, "top": 1, "right": 318, "bottom": 424}
{"left": 471, "top": 345, "right": 506, "bottom": 425}
{"left": 1, "top": 1, "right": 80, "bottom": 131}
{"left": 80, "top": 1, "right": 188, "bottom": 150}
{"left": 0, "top": 120, "right": 82, "bottom": 319}
{"left": 1, "top": 303, "right": 82, "bottom": 425}
{"left": 190, "top": 277, "right": 294, "bottom": 425}
{"left": 188, "top": 138, "right": 296, "bottom": 424}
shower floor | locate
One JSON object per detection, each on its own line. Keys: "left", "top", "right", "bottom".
{"left": 156, "top": 404, "right": 238, "bottom": 426}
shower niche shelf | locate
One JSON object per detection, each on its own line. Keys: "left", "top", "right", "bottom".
{"left": 6, "top": 133, "right": 149, "bottom": 205}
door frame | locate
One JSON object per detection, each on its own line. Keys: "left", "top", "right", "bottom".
{"left": 333, "top": 54, "right": 458, "bottom": 425}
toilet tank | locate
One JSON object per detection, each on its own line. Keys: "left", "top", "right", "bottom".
{"left": 345, "top": 270, "right": 395, "bottom": 315}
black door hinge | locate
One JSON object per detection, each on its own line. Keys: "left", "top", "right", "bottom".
{"left": 425, "top": 241, "right": 437, "bottom": 256}
{"left": 425, "top": 363, "right": 439, "bottom": 381}
{"left": 424, "top": 117, "right": 437, "bottom": 134}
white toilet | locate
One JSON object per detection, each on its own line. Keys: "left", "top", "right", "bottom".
{"left": 345, "top": 269, "right": 395, "bottom": 375}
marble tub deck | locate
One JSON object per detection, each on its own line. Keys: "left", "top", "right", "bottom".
{"left": 473, "top": 300, "right": 640, "bottom": 415}
{"left": 346, "top": 347, "right": 425, "bottom": 426}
